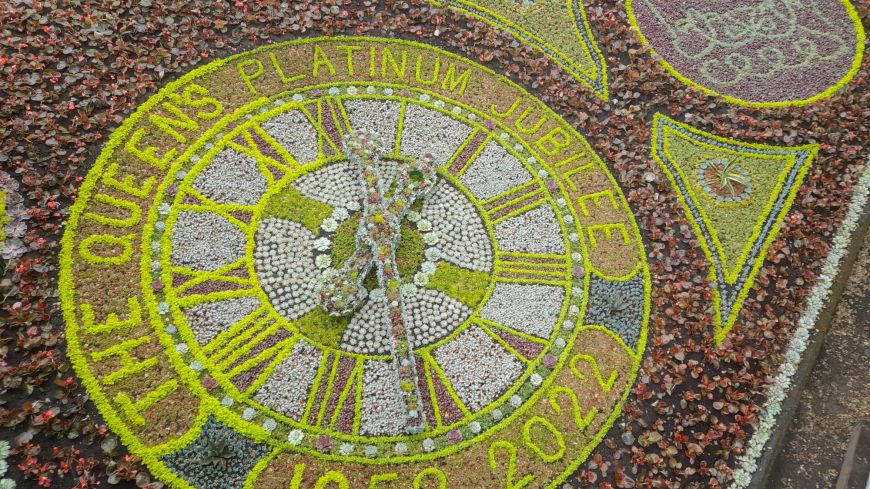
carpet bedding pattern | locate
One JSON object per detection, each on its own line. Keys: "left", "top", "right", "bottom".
{"left": 0, "top": 1, "right": 867, "bottom": 488}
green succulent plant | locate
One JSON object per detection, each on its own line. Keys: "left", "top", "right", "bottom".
{"left": 707, "top": 159, "right": 750, "bottom": 196}
{"left": 607, "top": 289, "right": 630, "bottom": 315}
{"left": 198, "top": 437, "right": 235, "bottom": 470}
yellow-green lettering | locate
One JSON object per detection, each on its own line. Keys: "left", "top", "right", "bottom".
{"left": 238, "top": 59, "right": 264, "bottom": 94}
{"left": 101, "top": 163, "right": 155, "bottom": 199}
{"left": 381, "top": 47, "right": 408, "bottom": 79}
{"left": 337, "top": 45, "right": 362, "bottom": 75}
{"left": 315, "top": 470, "right": 349, "bottom": 489}
{"left": 536, "top": 126, "right": 571, "bottom": 156}
{"left": 369, "top": 473, "right": 399, "bottom": 488}
{"left": 79, "top": 233, "right": 135, "bottom": 265}
{"left": 441, "top": 64, "right": 472, "bottom": 95}
{"left": 313, "top": 45, "right": 337, "bottom": 78}
{"left": 269, "top": 52, "right": 305, "bottom": 84}
{"left": 415, "top": 55, "right": 440, "bottom": 85}
{"left": 181, "top": 84, "right": 223, "bottom": 120}
{"left": 125, "top": 129, "right": 176, "bottom": 170}
{"left": 81, "top": 297, "right": 142, "bottom": 335}
{"left": 523, "top": 416, "right": 566, "bottom": 462}
{"left": 413, "top": 467, "right": 447, "bottom": 489}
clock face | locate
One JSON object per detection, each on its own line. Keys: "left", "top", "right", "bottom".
{"left": 61, "top": 37, "right": 649, "bottom": 488}
{"left": 163, "top": 88, "right": 579, "bottom": 447}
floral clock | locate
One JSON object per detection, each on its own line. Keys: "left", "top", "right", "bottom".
{"left": 60, "top": 37, "right": 649, "bottom": 488}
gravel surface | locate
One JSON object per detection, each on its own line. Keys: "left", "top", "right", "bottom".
{"left": 769, "top": 229, "right": 870, "bottom": 489}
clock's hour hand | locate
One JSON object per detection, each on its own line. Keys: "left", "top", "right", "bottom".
{"left": 318, "top": 242, "right": 374, "bottom": 316}
{"left": 319, "top": 129, "right": 436, "bottom": 434}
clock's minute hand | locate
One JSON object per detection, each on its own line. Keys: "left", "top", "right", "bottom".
{"left": 320, "top": 129, "right": 437, "bottom": 434}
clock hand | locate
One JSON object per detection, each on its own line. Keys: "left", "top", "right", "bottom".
{"left": 318, "top": 240, "right": 374, "bottom": 316}
{"left": 319, "top": 132, "right": 436, "bottom": 316}
{"left": 320, "top": 129, "right": 436, "bottom": 434}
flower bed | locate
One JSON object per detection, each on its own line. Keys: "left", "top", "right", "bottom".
{"left": 0, "top": 1, "right": 867, "bottom": 488}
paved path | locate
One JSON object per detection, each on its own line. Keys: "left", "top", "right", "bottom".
{"left": 769, "top": 230, "right": 870, "bottom": 488}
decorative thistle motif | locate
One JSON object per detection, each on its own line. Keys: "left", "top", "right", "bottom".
{"left": 198, "top": 437, "right": 236, "bottom": 470}
{"left": 583, "top": 272, "right": 646, "bottom": 350}
{"left": 651, "top": 113, "right": 817, "bottom": 344}
{"left": 160, "top": 417, "right": 269, "bottom": 489}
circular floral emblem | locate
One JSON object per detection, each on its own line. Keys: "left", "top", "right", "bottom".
{"left": 60, "top": 37, "right": 649, "bottom": 488}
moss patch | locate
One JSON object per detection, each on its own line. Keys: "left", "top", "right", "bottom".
{"left": 262, "top": 185, "right": 333, "bottom": 234}
{"left": 427, "top": 261, "right": 490, "bottom": 308}
{"left": 331, "top": 214, "right": 361, "bottom": 268}
{"left": 396, "top": 222, "right": 425, "bottom": 278}
{"left": 331, "top": 213, "right": 426, "bottom": 284}
{"left": 293, "top": 307, "right": 351, "bottom": 349}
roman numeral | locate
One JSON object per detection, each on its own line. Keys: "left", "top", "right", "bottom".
{"left": 301, "top": 98, "right": 350, "bottom": 159}
{"left": 171, "top": 258, "right": 253, "bottom": 298}
{"left": 201, "top": 306, "right": 269, "bottom": 358}
{"left": 474, "top": 318, "right": 546, "bottom": 362}
{"left": 309, "top": 354, "right": 362, "bottom": 429}
{"left": 228, "top": 126, "right": 301, "bottom": 178}
{"left": 445, "top": 130, "right": 489, "bottom": 176}
{"left": 420, "top": 358, "right": 443, "bottom": 429}
{"left": 207, "top": 315, "right": 278, "bottom": 366}
{"left": 421, "top": 352, "right": 472, "bottom": 420}
{"left": 176, "top": 189, "right": 256, "bottom": 233}
{"left": 206, "top": 315, "right": 297, "bottom": 394}
{"left": 303, "top": 352, "right": 336, "bottom": 425}
{"left": 173, "top": 283, "right": 257, "bottom": 310}
{"left": 482, "top": 183, "right": 547, "bottom": 222}
{"left": 494, "top": 251, "right": 570, "bottom": 285}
